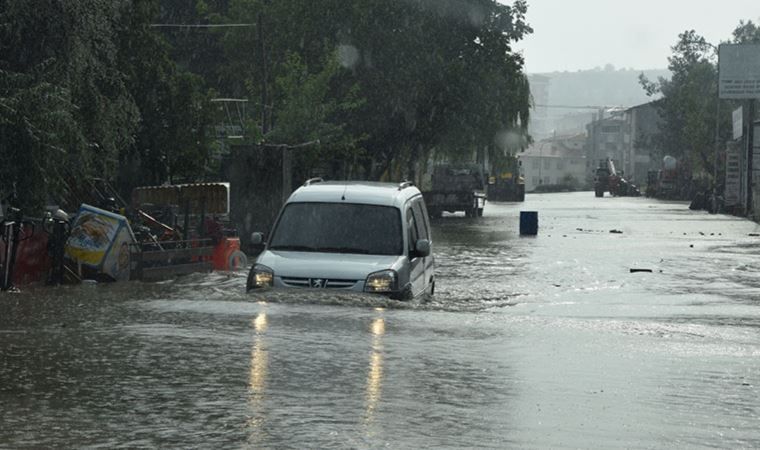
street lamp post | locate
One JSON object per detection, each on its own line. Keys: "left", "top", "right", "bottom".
{"left": 712, "top": 48, "right": 721, "bottom": 214}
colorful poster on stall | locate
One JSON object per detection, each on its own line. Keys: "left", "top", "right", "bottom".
{"left": 101, "top": 225, "right": 134, "bottom": 281}
{"left": 65, "top": 204, "right": 135, "bottom": 280}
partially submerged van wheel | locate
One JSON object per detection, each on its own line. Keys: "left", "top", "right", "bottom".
{"left": 392, "top": 285, "right": 414, "bottom": 301}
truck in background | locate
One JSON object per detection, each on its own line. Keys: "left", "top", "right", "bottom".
{"left": 594, "top": 158, "right": 641, "bottom": 197}
{"left": 645, "top": 156, "right": 693, "bottom": 200}
{"left": 423, "top": 164, "right": 487, "bottom": 218}
{"left": 486, "top": 157, "right": 525, "bottom": 202}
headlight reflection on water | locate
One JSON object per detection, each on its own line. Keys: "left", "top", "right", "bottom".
{"left": 253, "top": 313, "right": 268, "bottom": 334}
{"left": 245, "top": 310, "right": 387, "bottom": 437}
{"left": 365, "top": 316, "right": 386, "bottom": 427}
{"left": 248, "top": 312, "right": 269, "bottom": 433}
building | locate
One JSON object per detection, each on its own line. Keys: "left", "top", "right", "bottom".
{"left": 528, "top": 75, "right": 551, "bottom": 140}
{"left": 518, "top": 134, "right": 587, "bottom": 192}
{"left": 585, "top": 102, "right": 661, "bottom": 185}
{"left": 585, "top": 111, "right": 627, "bottom": 184}
{"left": 622, "top": 102, "right": 661, "bottom": 182}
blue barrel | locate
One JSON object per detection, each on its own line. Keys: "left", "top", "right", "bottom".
{"left": 520, "top": 211, "right": 538, "bottom": 235}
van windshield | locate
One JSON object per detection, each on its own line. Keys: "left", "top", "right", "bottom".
{"left": 269, "top": 203, "right": 403, "bottom": 256}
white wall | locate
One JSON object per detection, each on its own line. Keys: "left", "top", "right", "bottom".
{"left": 520, "top": 155, "right": 586, "bottom": 191}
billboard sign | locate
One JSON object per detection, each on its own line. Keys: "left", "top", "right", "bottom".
{"left": 719, "top": 44, "right": 760, "bottom": 99}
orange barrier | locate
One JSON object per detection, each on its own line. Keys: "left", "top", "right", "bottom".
{"left": 212, "top": 237, "right": 247, "bottom": 271}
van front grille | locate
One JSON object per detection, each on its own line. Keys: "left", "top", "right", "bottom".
{"left": 281, "top": 277, "right": 358, "bottom": 289}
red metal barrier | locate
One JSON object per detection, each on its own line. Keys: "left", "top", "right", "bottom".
{"left": 0, "top": 230, "right": 51, "bottom": 286}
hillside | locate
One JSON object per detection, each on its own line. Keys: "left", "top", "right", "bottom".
{"left": 535, "top": 66, "right": 670, "bottom": 109}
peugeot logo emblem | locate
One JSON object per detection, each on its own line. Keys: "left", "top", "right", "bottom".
{"left": 310, "top": 279, "right": 326, "bottom": 288}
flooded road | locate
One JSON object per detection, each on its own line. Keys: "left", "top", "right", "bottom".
{"left": 2, "top": 192, "right": 760, "bottom": 448}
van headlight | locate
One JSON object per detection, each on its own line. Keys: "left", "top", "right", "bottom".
{"left": 247, "top": 264, "right": 274, "bottom": 291}
{"left": 365, "top": 270, "right": 397, "bottom": 293}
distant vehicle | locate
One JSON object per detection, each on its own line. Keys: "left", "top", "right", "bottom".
{"left": 423, "top": 164, "right": 487, "bottom": 217}
{"left": 594, "top": 159, "right": 640, "bottom": 198}
{"left": 246, "top": 179, "right": 435, "bottom": 300}
{"left": 646, "top": 156, "right": 690, "bottom": 200}
{"left": 594, "top": 160, "right": 612, "bottom": 197}
{"left": 487, "top": 172, "right": 525, "bottom": 202}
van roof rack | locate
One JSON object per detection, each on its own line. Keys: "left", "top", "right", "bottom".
{"left": 304, "top": 177, "right": 324, "bottom": 186}
{"left": 398, "top": 181, "right": 415, "bottom": 191}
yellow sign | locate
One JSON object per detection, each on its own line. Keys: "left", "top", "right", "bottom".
{"left": 66, "top": 209, "right": 120, "bottom": 266}
{"left": 65, "top": 204, "right": 135, "bottom": 281}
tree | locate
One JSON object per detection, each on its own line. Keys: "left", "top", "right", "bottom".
{"left": 640, "top": 31, "right": 721, "bottom": 176}
{"left": 268, "top": 53, "right": 362, "bottom": 165}
{"left": 732, "top": 19, "right": 760, "bottom": 43}
{"left": 201, "top": 0, "right": 533, "bottom": 180}
{"left": 0, "top": 0, "right": 138, "bottom": 211}
{"left": 117, "top": 1, "right": 216, "bottom": 191}
{"left": 331, "top": 0, "right": 533, "bottom": 179}
{"left": 640, "top": 20, "right": 760, "bottom": 181}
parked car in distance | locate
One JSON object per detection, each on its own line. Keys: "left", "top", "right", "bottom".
{"left": 246, "top": 179, "right": 435, "bottom": 300}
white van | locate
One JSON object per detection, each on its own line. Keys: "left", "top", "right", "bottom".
{"left": 246, "top": 180, "right": 435, "bottom": 300}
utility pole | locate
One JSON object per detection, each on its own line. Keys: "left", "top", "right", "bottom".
{"left": 749, "top": 100, "right": 757, "bottom": 216}
{"left": 256, "top": 4, "right": 292, "bottom": 203}
{"left": 260, "top": 141, "right": 321, "bottom": 203}
{"left": 712, "top": 67, "right": 721, "bottom": 214}
{"left": 257, "top": 11, "right": 269, "bottom": 135}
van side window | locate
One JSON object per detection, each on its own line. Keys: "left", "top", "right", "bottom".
{"left": 412, "top": 199, "right": 429, "bottom": 241}
{"left": 407, "top": 207, "right": 419, "bottom": 253}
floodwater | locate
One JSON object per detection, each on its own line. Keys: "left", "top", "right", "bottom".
{"left": 2, "top": 192, "right": 760, "bottom": 448}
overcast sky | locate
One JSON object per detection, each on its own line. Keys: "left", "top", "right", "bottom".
{"left": 512, "top": 0, "right": 760, "bottom": 73}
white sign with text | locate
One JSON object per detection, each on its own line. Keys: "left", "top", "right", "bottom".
{"left": 719, "top": 44, "right": 760, "bottom": 100}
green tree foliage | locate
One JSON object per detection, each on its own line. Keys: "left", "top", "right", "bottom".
{"left": 732, "top": 20, "right": 760, "bottom": 44}
{"left": 0, "top": 0, "right": 216, "bottom": 211}
{"left": 268, "top": 52, "right": 364, "bottom": 170}
{"left": 331, "top": 0, "right": 533, "bottom": 179}
{"left": 2, "top": 0, "right": 533, "bottom": 211}
{"left": 116, "top": 0, "right": 214, "bottom": 190}
{"left": 0, "top": 0, "right": 138, "bottom": 211}
{"left": 192, "top": 0, "right": 533, "bottom": 180}
{"left": 640, "top": 30, "right": 718, "bottom": 175}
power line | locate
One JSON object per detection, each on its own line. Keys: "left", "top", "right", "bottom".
{"left": 534, "top": 104, "right": 622, "bottom": 110}
{"left": 150, "top": 23, "right": 254, "bottom": 28}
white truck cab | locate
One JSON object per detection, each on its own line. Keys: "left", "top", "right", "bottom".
{"left": 246, "top": 180, "right": 435, "bottom": 300}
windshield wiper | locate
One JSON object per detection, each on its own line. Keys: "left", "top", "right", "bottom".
{"left": 315, "top": 247, "right": 372, "bottom": 254}
{"left": 269, "top": 245, "right": 318, "bottom": 252}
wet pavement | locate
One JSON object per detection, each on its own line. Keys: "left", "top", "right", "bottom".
{"left": 2, "top": 192, "right": 760, "bottom": 448}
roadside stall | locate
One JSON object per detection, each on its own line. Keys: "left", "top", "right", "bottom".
{"left": 130, "top": 182, "right": 247, "bottom": 279}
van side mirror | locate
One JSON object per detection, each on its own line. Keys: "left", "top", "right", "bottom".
{"left": 414, "top": 239, "right": 431, "bottom": 258}
{"left": 250, "top": 232, "right": 264, "bottom": 246}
